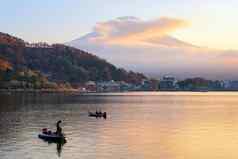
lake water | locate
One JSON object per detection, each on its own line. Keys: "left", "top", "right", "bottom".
{"left": 1, "top": 92, "right": 238, "bottom": 159}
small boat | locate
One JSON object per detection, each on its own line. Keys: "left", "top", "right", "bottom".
{"left": 38, "top": 128, "right": 66, "bottom": 143}
{"left": 88, "top": 111, "right": 107, "bottom": 118}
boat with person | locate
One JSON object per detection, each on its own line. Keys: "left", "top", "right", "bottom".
{"left": 38, "top": 128, "right": 66, "bottom": 143}
{"left": 88, "top": 111, "right": 107, "bottom": 119}
{"left": 38, "top": 120, "right": 66, "bottom": 143}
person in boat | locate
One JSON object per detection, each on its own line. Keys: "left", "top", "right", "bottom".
{"left": 98, "top": 109, "right": 102, "bottom": 116}
{"left": 56, "top": 120, "right": 63, "bottom": 136}
{"left": 103, "top": 112, "right": 107, "bottom": 118}
{"left": 95, "top": 109, "right": 100, "bottom": 116}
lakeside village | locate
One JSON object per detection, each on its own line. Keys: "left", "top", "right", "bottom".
{"left": 1, "top": 68, "right": 238, "bottom": 92}
{"left": 77, "top": 76, "right": 238, "bottom": 92}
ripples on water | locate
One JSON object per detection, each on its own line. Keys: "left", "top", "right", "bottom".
{"left": 0, "top": 92, "right": 238, "bottom": 159}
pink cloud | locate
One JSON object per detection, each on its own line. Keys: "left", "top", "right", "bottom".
{"left": 91, "top": 16, "right": 189, "bottom": 46}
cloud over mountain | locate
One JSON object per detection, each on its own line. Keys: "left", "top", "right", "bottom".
{"left": 91, "top": 16, "right": 188, "bottom": 46}
{"left": 67, "top": 17, "right": 238, "bottom": 80}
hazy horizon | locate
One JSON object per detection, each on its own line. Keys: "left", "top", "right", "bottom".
{"left": 67, "top": 16, "right": 238, "bottom": 80}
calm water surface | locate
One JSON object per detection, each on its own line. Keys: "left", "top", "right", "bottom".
{"left": 0, "top": 92, "right": 238, "bottom": 159}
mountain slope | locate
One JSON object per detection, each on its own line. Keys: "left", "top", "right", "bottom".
{"left": 0, "top": 32, "right": 146, "bottom": 84}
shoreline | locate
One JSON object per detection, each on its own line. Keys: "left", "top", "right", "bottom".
{"left": 0, "top": 88, "right": 82, "bottom": 94}
{"left": 1, "top": 89, "right": 238, "bottom": 94}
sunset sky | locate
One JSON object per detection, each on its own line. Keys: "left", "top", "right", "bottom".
{"left": 1, "top": 0, "right": 238, "bottom": 79}
{"left": 1, "top": 0, "right": 238, "bottom": 50}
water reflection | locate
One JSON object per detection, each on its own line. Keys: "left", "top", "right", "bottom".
{"left": 38, "top": 140, "right": 65, "bottom": 157}
{"left": 56, "top": 142, "right": 63, "bottom": 157}
{"left": 1, "top": 92, "right": 238, "bottom": 159}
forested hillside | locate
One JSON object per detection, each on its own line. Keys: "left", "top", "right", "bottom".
{"left": 0, "top": 32, "right": 146, "bottom": 89}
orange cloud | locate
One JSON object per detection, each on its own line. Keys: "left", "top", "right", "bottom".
{"left": 91, "top": 17, "right": 189, "bottom": 46}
